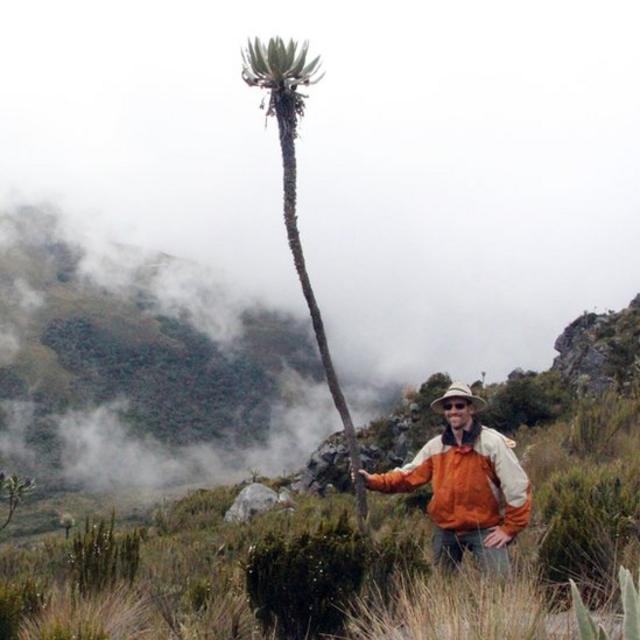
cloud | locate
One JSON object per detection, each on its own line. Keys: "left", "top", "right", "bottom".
{"left": 145, "top": 258, "right": 248, "bottom": 345}
{"left": 0, "top": 326, "right": 20, "bottom": 366}
{"left": 0, "top": 401, "right": 36, "bottom": 468}
{"left": 0, "top": 205, "right": 394, "bottom": 491}
{"left": 51, "top": 367, "right": 386, "bottom": 492}
{"left": 55, "top": 401, "right": 223, "bottom": 490}
{"left": 10, "top": 278, "right": 44, "bottom": 314}
{"left": 240, "top": 367, "right": 383, "bottom": 477}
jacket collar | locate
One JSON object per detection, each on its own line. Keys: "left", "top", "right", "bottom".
{"left": 441, "top": 417, "right": 482, "bottom": 447}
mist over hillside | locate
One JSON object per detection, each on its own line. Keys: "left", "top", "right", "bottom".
{"left": 0, "top": 206, "right": 396, "bottom": 492}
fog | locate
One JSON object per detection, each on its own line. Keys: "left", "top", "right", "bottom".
{"left": 1, "top": 1, "right": 640, "bottom": 489}
{"left": 2, "top": 1, "right": 639, "bottom": 385}
{"left": 0, "top": 206, "right": 384, "bottom": 487}
{"left": 53, "top": 373, "right": 379, "bottom": 491}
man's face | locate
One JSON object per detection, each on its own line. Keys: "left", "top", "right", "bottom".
{"left": 443, "top": 397, "right": 475, "bottom": 430}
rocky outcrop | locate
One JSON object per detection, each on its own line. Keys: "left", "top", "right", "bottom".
{"left": 552, "top": 312, "right": 615, "bottom": 393}
{"left": 552, "top": 295, "right": 640, "bottom": 393}
{"left": 293, "top": 415, "right": 417, "bottom": 495}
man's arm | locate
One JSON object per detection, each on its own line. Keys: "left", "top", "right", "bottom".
{"left": 358, "top": 458, "right": 434, "bottom": 493}
{"left": 491, "top": 436, "right": 532, "bottom": 538}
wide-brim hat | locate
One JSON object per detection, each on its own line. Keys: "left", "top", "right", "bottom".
{"left": 430, "top": 381, "right": 487, "bottom": 414}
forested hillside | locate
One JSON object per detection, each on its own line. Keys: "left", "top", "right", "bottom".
{"left": 0, "top": 208, "right": 326, "bottom": 482}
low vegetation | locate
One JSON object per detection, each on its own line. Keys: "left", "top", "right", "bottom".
{"left": 0, "top": 390, "right": 639, "bottom": 638}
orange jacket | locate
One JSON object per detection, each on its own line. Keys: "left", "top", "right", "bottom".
{"left": 366, "top": 423, "right": 531, "bottom": 536}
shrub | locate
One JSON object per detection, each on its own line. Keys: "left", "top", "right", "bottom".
{"left": 367, "top": 525, "right": 431, "bottom": 600}
{"left": 417, "top": 373, "right": 452, "bottom": 406}
{"left": 537, "top": 464, "right": 640, "bottom": 599}
{"left": 568, "top": 392, "right": 640, "bottom": 458}
{"left": 245, "top": 511, "right": 367, "bottom": 639}
{"left": 0, "top": 580, "right": 45, "bottom": 640}
{"left": 158, "top": 486, "right": 238, "bottom": 534}
{"left": 483, "top": 370, "right": 571, "bottom": 432}
{"left": 184, "top": 577, "right": 212, "bottom": 612}
{"left": 69, "top": 513, "right": 141, "bottom": 596}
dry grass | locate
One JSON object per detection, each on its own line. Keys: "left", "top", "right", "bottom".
{"left": 345, "top": 564, "right": 572, "bottom": 640}
{"left": 173, "top": 593, "right": 258, "bottom": 640}
{"left": 19, "top": 586, "right": 159, "bottom": 640}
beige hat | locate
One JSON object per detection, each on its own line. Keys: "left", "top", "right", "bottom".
{"left": 430, "top": 381, "right": 487, "bottom": 414}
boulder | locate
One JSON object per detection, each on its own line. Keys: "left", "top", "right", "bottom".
{"left": 224, "top": 483, "right": 288, "bottom": 523}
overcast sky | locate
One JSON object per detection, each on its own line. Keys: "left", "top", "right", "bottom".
{"left": 1, "top": 0, "right": 639, "bottom": 387}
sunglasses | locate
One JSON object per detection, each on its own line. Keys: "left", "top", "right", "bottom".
{"left": 443, "top": 401, "right": 469, "bottom": 411}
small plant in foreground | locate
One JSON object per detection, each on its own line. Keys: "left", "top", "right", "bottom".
{"left": 69, "top": 512, "right": 141, "bottom": 596}
{"left": 571, "top": 565, "right": 640, "bottom": 639}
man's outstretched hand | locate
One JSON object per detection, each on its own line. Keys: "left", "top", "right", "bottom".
{"left": 483, "top": 526, "right": 513, "bottom": 548}
{"left": 351, "top": 468, "right": 372, "bottom": 485}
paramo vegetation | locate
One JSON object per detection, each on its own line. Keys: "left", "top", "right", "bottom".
{"left": 1, "top": 373, "right": 640, "bottom": 638}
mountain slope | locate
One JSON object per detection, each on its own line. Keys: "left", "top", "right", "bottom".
{"left": 0, "top": 207, "right": 325, "bottom": 481}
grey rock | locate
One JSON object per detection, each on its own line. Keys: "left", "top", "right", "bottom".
{"left": 392, "top": 432, "right": 409, "bottom": 461}
{"left": 224, "top": 483, "right": 280, "bottom": 523}
{"left": 551, "top": 308, "right": 622, "bottom": 393}
{"left": 387, "top": 453, "right": 405, "bottom": 467}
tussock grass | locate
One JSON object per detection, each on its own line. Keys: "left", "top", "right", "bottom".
{"left": 19, "top": 586, "right": 157, "bottom": 640}
{"left": 346, "top": 565, "right": 566, "bottom": 640}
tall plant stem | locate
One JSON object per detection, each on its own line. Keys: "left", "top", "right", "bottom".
{"left": 274, "top": 91, "right": 368, "bottom": 531}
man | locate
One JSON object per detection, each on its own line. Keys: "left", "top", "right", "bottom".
{"left": 357, "top": 381, "right": 531, "bottom": 575}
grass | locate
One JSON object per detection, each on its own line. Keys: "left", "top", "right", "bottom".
{"left": 347, "top": 565, "right": 554, "bottom": 640}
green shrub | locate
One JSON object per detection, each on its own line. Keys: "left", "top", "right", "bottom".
{"left": 417, "top": 373, "right": 452, "bottom": 406}
{"left": 367, "top": 525, "right": 431, "bottom": 600}
{"left": 185, "top": 577, "right": 213, "bottom": 612}
{"left": 568, "top": 392, "right": 640, "bottom": 458}
{"left": 0, "top": 580, "right": 45, "bottom": 640}
{"left": 157, "top": 486, "right": 238, "bottom": 534}
{"left": 538, "top": 465, "right": 640, "bottom": 597}
{"left": 483, "top": 370, "right": 571, "bottom": 432}
{"left": 246, "top": 511, "right": 367, "bottom": 639}
{"left": 69, "top": 512, "right": 141, "bottom": 595}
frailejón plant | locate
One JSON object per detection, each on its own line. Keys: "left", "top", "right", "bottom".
{"left": 242, "top": 37, "right": 368, "bottom": 529}
{"left": 0, "top": 473, "right": 35, "bottom": 531}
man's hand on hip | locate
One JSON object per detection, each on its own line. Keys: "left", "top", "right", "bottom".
{"left": 483, "top": 527, "right": 513, "bottom": 549}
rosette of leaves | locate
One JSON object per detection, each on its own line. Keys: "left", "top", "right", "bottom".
{"left": 571, "top": 566, "right": 640, "bottom": 639}
{"left": 241, "top": 37, "right": 323, "bottom": 117}
{"left": 0, "top": 473, "right": 35, "bottom": 531}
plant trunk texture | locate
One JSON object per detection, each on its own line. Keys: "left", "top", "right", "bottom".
{"left": 274, "top": 90, "right": 368, "bottom": 530}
